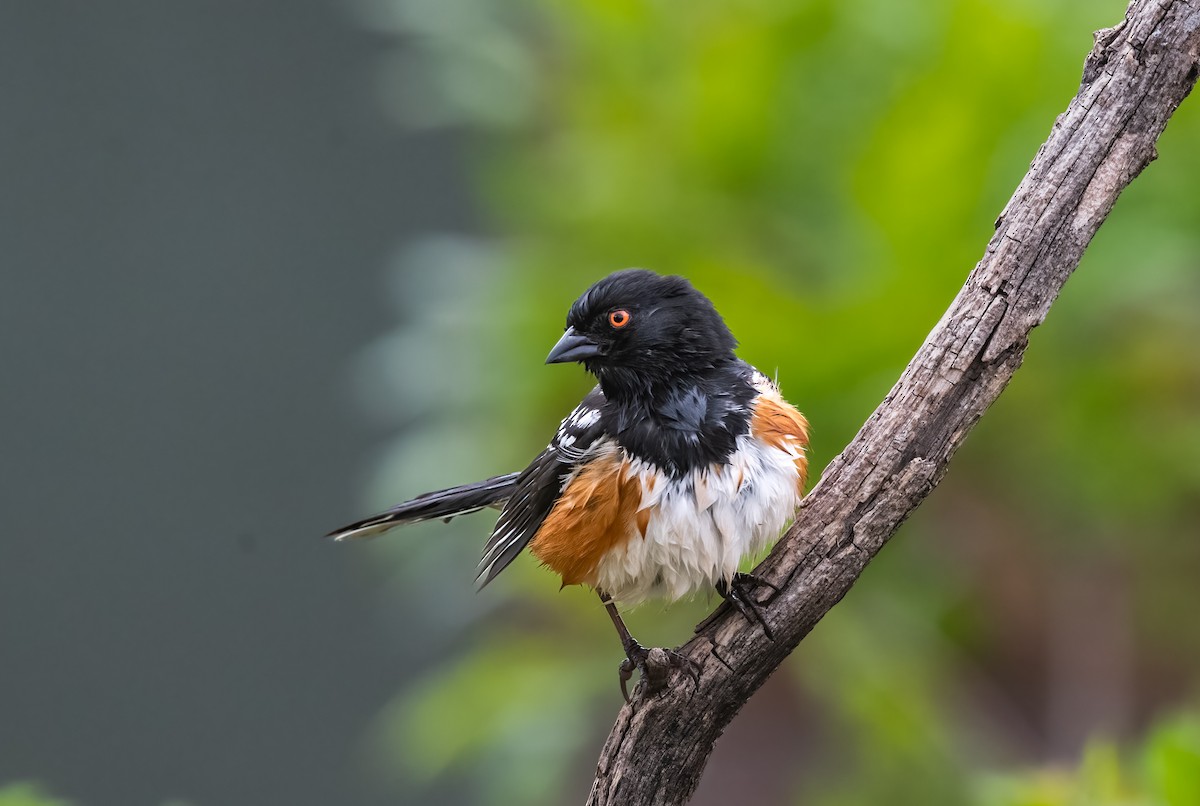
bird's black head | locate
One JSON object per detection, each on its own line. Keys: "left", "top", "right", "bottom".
{"left": 545, "top": 269, "right": 738, "bottom": 398}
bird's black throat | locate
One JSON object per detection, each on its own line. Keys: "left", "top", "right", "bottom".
{"left": 596, "top": 359, "right": 758, "bottom": 478}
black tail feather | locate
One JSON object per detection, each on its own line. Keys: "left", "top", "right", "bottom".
{"left": 326, "top": 472, "right": 520, "bottom": 541}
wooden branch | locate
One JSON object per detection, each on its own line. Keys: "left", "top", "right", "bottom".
{"left": 587, "top": 1, "right": 1200, "bottom": 803}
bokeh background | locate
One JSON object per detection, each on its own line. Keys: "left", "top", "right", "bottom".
{"left": 3, "top": 1, "right": 1199, "bottom": 805}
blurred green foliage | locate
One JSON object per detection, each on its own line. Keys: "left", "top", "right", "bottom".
{"left": 347, "top": 0, "right": 1200, "bottom": 802}
{"left": 0, "top": 784, "right": 71, "bottom": 806}
{"left": 0, "top": 785, "right": 195, "bottom": 806}
{"left": 979, "top": 713, "right": 1200, "bottom": 806}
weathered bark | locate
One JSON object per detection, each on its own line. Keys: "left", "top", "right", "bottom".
{"left": 588, "top": 1, "right": 1200, "bottom": 803}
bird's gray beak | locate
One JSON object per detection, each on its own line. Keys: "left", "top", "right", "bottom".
{"left": 546, "top": 327, "right": 602, "bottom": 364}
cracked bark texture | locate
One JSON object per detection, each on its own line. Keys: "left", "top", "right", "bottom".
{"left": 588, "top": 1, "right": 1200, "bottom": 803}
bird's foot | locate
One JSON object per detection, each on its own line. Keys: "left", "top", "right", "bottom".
{"left": 696, "top": 572, "right": 779, "bottom": 640}
{"left": 617, "top": 642, "right": 701, "bottom": 704}
{"left": 730, "top": 571, "right": 782, "bottom": 598}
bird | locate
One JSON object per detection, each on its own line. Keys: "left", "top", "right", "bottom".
{"left": 328, "top": 269, "right": 810, "bottom": 701}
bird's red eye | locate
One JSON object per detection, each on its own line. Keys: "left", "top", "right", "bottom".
{"left": 608, "top": 309, "right": 631, "bottom": 328}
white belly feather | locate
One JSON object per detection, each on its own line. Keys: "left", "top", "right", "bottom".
{"left": 594, "top": 433, "right": 804, "bottom": 605}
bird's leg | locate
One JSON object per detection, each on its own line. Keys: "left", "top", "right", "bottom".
{"left": 700, "top": 572, "right": 779, "bottom": 641}
{"left": 598, "top": 591, "right": 699, "bottom": 703}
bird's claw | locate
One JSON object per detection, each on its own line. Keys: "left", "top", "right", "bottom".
{"left": 697, "top": 572, "right": 779, "bottom": 641}
{"left": 731, "top": 571, "right": 781, "bottom": 597}
{"left": 618, "top": 643, "right": 701, "bottom": 703}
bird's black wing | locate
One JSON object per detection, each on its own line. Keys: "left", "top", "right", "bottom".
{"left": 327, "top": 473, "right": 521, "bottom": 541}
{"left": 476, "top": 386, "right": 608, "bottom": 587}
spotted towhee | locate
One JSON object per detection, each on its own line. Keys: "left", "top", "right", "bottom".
{"left": 330, "top": 269, "right": 809, "bottom": 700}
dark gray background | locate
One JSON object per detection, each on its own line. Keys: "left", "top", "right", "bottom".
{"left": 0, "top": 3, "right": 468, "bottom": 804}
